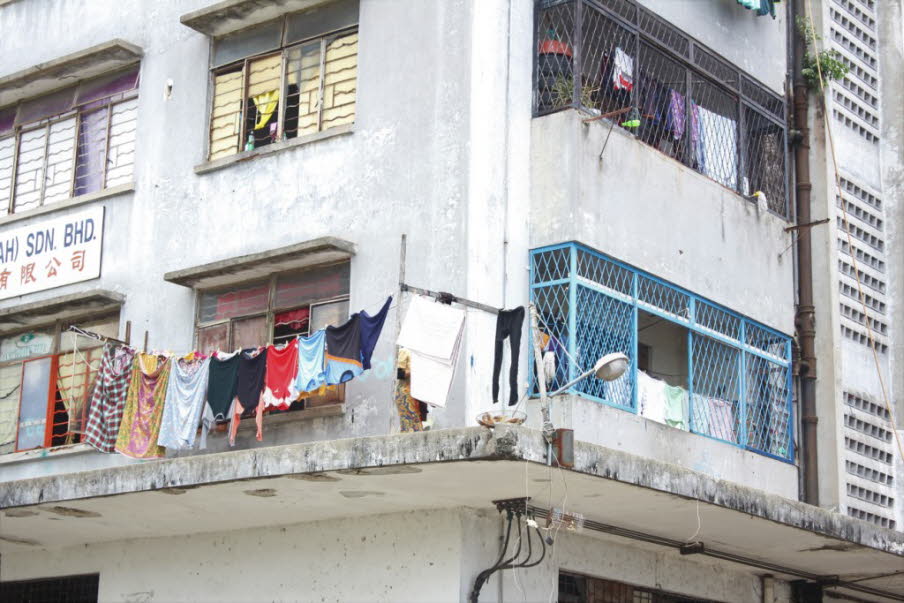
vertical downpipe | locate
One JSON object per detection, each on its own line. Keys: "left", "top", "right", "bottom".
{"left": 791, "top": 0, "right": 819, "bottom": 505}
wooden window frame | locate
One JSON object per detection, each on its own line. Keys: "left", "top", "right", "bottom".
{"left": 1, "top": 84, "right": 138, "bottom": 215}
{"left": 207, "top": 25, "right": 357, "bottom": 160}
{"left": 2, "top": 312, "right": 120, "bottom": 454}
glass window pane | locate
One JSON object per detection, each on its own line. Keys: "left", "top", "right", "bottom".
{"left": 274, "top": 307, "right": 310, "bottom": 343}
{"left": 59, "top": 314, "right": 120, "bottom": 353}
{"left": 233, "top": 315, "right": 267, "bottom": 349}
{"left": 246, "top": 54, "right": 282, "bottom": 149}
{"left": 43, "top": 117, "right": 77, "bottom": 205}
{"left": 0, "top": 331, "right": 54, "bottom": 363}
{"left": 275, "top": 263, "right": 350, "bottom": 308}
{"left": 321, "top": 32, "right": 357, "bottom": 129}
{"left": 198, "top": 323, "right": 229, "bottom": 352}
{"left": 16, "top": 356, "right": 52, "bottom": 450}
{"left": 105, "top": 99, "right": 138, "bottom": 188}
{"left": 16, "top": 87, "right": 75, "bottom": 126}
{"left": 212, "top": 20, "right": 282, "bottom": 68}
{"left": 74, "top": 107, "right": 109, "bottom": 197}
{"left": 285, "top": 0, "right": 359, "bottom": 44}
{"left": 14, "top": 126, "right": 47, "bottom": 212}
{"left": 199, "top": 283, "right": 270, "bottom": 322}
{"left": 76, "top": 67, "right": 140, "bottom": 106}
{"left": 285, "top": 41, "right": 321, "bottom": 138}
{"left": 0, "top": 135, "right": 14, "bottom": 216}
{"left": 0, "top": 364, "right": 20, "bottom": 454}
{"left": 0, "top": 107, "right": 15, "bottom": 137}
{"left": 310, "top": 299, "right": 349, "bottom": 332}
{"left": 209, "top": 68, "right": 244, "bottom": 160}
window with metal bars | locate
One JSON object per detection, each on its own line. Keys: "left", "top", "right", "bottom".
{"left": 559, "top": 572, "right": 715, "bottom": 602}
{"left": 0, "top": 574, "right": 99, "bottom": 603}
{"left": 0, "top": 67, "right": 139, "bottom": 216}
{"left": 207, "top": 0, "right": 358, "bottom": 161}
{"left": 534, "top": 0, "right": 788, "bottom": 217}
{"left": 531, "top": 243, "right": 794, "bottom": 462}
{"left": 0, "top": 313, "right": 119, "bottom": 454}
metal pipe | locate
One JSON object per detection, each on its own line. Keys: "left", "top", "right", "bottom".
{"left": 792, "top": 0, "right": 819, "bottom": 506}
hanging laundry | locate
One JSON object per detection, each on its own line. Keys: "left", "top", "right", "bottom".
{"left": 295, "top": 329, "right": 327, "bottom": 394}
{"left": 359, "top": 295, "right": 392, "bottom": 370}
{"left": 663, "top": 384, "right": 689, "bottom": 430}
{"left": 492, "top": 306, "right": 525, "bottom": 406}
{"left": 397, "top": 294, "right": 466, "bottom": 408}
{"left": 253, "top": 90, "right": 279, "bottom": 130}
{"left": 115, "top": 354, "right": 172, "bottom": 459}
{"left": 735, "top": 0, "right": 780, "bottom": 18}
{"left": 263, "top": 339, "right": 299, "bottom": 410}
{"left": 696, "top": 106, "right": 738, "bottom": 189}
{"left": 692, "top": 393, "right": 737, "bottom": 442}
{"left": 229, "top": 347, "right": 267, "bottom": 445}
{"left": 324, "top": 314, "right": 364, "bottom": 385}
{"left": 158, "top": 355, "right": 211, "bottom": 450}
{"left": 83, "top": 344, "right": 136, "bottom": 453}
{"left": 612, "top": 47, "right": 634, "bottom": 91}
{"left": 206, "top": 350, "right": 240, "bottom": 424}
{"left": 394, "top": 348, "right": 423, "bottom": 433}
{"left": 637, "top": 370, "right": 667, "bottom": 424}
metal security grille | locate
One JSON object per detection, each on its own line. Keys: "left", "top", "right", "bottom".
{"left": 0, "top": 574, "right": 99, "bottom": 603}
{"left": 534, "top": 0, "right": 788, "bottom": 217}
{"left": 531, "top": 242, "right": 794, "bottom": 462}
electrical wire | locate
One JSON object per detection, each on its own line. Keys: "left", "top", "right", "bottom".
{"left": 805, "top": 0, "right": 904, "bottom": 462}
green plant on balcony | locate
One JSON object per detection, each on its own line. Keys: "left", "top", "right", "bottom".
{"left": 796, "top": 16, "right": 849, "bottom": 90}
{"left": 549, "top": 75, "right": 599, "bottom": 110}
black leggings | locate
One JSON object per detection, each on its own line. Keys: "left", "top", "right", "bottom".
{"left": 493, "top": 306, "right": 525, "bottom": 406}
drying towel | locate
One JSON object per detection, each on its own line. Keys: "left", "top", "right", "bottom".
{"left": 324, "top": 314, "right": 364, "bottom": 385}
{"left": 664, "top": 384, "right": 689, "bottom": 430}
{"left": 359, "top": 295, "right": 392, "bottom": 370}
{"left": 295, "top": 330, "right": 327, "bottom": 393}
{"left": 263, "top": 339, "right": 299, "bottom": 410}
{"left": 637, "top": 370, "right": 667, "bottom": 425}
{"left": 397, "top": 294, "right": 466, "bottom": 408}
{"left": 159, "top": 356, "right": 211, "bottom": 450}
{"left": 115, "top": 354, "right": 171, "bottom": 459}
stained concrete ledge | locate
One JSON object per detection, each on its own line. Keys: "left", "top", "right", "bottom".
{"left": 1, "top": 425, "right": 903, "bottom": 558}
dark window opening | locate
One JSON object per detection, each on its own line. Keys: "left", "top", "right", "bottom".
{"left": 0, "top": 574, "right": 99, "bottom": 603}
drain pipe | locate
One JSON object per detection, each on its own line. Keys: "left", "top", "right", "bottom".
{"left": 791, "top": 0, "right": 819, "bottom": 506}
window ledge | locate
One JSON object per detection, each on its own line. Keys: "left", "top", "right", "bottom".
{"left": 0, "top": 443, "right": 93, "bottom": 467}
{"left": 194, "top": 124, "right": 353, "bottom": 176}
{"left": 237, "top": 403, "right": 345, "bottom": 432}
{"left": 0, "top": 182, "right": 135, "bottom": 228}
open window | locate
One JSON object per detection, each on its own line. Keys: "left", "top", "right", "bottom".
{"left": 0, "top": 313, "right": 119, "bottom": 454}
{"left": 206, "top": 0, "right": 359, "bottom": 161}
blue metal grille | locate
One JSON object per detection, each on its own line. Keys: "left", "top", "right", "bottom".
{"left": 530, "top": 242, "right": 794, "bottom": 462}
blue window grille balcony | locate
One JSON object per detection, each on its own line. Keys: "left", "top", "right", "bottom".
{"left": 530, "top": 242, "right": 794, "bottom": 462}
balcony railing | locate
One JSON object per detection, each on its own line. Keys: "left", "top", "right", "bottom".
{"left": 534, "top": 0, "right": 789, "bottom": 218}
{"left": 530, "top": 242, "right": 794, "bottom": 462}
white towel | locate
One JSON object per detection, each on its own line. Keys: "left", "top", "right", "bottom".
{"left": 397, "top": 295, "right": 466, "bottom": 407}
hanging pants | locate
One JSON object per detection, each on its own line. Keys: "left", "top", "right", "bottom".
{"left": 492, "top": 306, "right": 525, "bottom": 406}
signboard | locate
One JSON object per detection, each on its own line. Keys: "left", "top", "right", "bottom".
{"left": 0, "top": 206, "right": 104, "bottom": 301}
{"left": 0, "top": 332, "right": 54, "bottom": 362}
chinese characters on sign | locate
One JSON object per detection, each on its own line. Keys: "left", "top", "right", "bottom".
{"left": 0, "top": 206, "right": 104, "bottom": 301}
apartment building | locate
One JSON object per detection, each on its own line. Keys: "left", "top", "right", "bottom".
{"left": 0, "top": 0, "right": 901, "bottom": 601}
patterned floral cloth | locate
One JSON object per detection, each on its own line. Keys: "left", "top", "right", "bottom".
{"left": 394, "top": 349, "right": 422, "bottom": 433}
{"left": 115, "top": 354, "right": 172, "bottom": 459}
{"left": 83, "top": 345, "right": 137, "bottom": 453}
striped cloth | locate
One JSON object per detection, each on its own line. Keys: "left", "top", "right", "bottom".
{"left": 83, "top": 345, "right": 136, "bottom": 453}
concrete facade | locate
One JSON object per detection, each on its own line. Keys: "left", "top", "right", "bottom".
{"left": 1, "top": 0, "right": 902, "bottom": 601}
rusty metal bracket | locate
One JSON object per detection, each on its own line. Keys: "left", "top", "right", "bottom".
{"left": 784, "top": 218, "right": 829, "bottom": 233}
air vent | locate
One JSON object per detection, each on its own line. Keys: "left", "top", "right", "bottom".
{"left": 844, "top": 436, "right": 893, "bottom": 464}
{"left": 844, "top": 391, "right": 890, "bottom": 420}
{"left": 847, "top": 506, "right": 895, "bottom": 529}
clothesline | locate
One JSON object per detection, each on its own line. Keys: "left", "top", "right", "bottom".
{"left": 400, "top": 283, "right": 499, "bottom": 315}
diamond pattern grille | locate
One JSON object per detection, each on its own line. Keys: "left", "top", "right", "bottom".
{"left": 530, "top": 243, "right": 793, "bottom": 461}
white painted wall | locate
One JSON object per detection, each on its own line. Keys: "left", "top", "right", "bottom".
{"left": 2, "top": 507, "right": 796, "bottom": 603}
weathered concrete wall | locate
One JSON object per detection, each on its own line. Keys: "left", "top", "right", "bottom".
{"left": 530, "top": 110, "right": 795, "bottom": 334}
{"left": 638, "top": 0, "right": 788, "bottom": 94}
{"left": 524, "top": 394, "right": 799, "bottom": 499}
{"left": 1, "top": 506, "right": 796, "bottom": 603}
